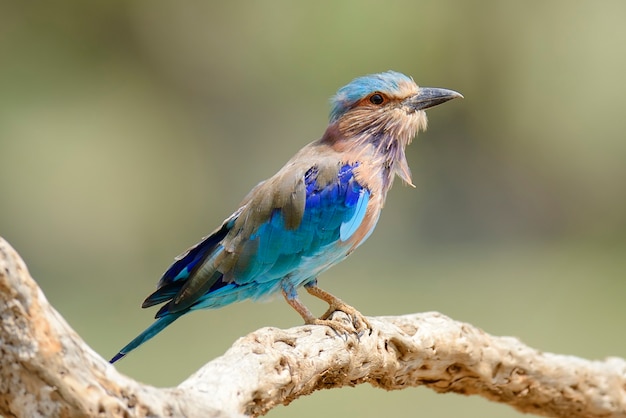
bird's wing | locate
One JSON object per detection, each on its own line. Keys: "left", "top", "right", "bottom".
{"left": 222, "top": 161, "right": 371, "bottom": 285}
{"left": 143, "top": 159, "right": 373, "bottom": 317}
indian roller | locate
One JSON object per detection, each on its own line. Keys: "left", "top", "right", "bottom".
{"left": 110, "top": 71, "right": 461, "bottom": 363}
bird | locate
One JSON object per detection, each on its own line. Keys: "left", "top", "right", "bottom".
{"left": 110, "top": 71, "right": 461, "bottom": 363}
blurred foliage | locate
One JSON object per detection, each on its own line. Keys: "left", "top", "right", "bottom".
{"left": 1, "top": 1, "right": 625, "bottom": 417}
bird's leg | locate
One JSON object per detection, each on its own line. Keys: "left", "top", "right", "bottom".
{"left": 281, "top": 281, "right": 365, "bottom": 336}
{"left": 303, "top": 280, "right": 371, "bottom": 334}
{"left": 281, "top": 287, "right": 318, "bottom": 324}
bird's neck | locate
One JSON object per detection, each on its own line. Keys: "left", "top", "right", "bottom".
{"left": 320, "top": 124, "right": 414, "bottom": 189}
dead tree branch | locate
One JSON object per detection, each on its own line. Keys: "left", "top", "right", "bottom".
{"left": 1, "top": 236, "right": 624, "bottom": 417}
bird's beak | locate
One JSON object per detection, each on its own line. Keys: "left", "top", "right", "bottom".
{"left": 405, "top": 87, "right": 463, "bottom": 111}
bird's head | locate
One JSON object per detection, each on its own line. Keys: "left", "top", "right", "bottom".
{"left": 326, "top": 71, "right": 462, "bottom": 185}
{"left": 330, "top": 70, "right": 461, "bottom": 140}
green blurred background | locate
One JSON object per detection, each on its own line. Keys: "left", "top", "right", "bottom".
{"left": 1, "top": 1, "right": 625, "bottom": 416}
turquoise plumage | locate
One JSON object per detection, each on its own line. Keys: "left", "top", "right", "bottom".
{"left": 110, "top": 71, "right": 461, "bottom": 363}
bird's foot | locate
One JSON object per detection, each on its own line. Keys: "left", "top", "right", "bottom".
{"left": 303, "top": 283, "right": 372, "bottom": 336}
{"left": 318, "top": 301, "right": 372, "bottom": 337}
{"left": 301, "top": 283, "right": 372, "bottom": 336}
{"left": 282, "top": 283, "right": 372, "bottom": 337}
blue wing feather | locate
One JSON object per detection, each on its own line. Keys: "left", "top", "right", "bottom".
{"left": 340, "top": 188, "right": 369, "bottom": 241}
{"left": 142, "top": 217, "right": 234, "bottom": 308}
{"left": 158, "top": 215, "right": 236, "bottom": 286}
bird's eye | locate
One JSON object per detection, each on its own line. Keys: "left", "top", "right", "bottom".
{"left": 369, "top": 93, "right": 385, "bottom": 105}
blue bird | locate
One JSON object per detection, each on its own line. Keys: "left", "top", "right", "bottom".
{"left": 110, "top": 71, "right": 461, "bottom": 363}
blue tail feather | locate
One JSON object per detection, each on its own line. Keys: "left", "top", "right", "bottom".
{"left": 109, "top": 312, "right": 185, "bottom": 363}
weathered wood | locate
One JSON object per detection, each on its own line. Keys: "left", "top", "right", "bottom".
{"left": 1, "top": 237, "right": 624, "bottom": 417}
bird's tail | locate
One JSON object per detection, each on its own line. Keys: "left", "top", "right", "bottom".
{"left": 110, "top": 312, "right": 184, "bottom": 364}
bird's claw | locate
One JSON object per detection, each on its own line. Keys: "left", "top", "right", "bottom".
{"left": 316, "top": 303, "right": 372, "bottom": 337}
